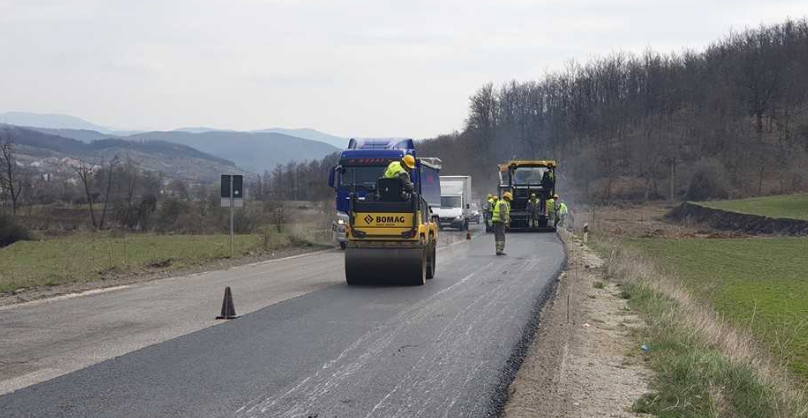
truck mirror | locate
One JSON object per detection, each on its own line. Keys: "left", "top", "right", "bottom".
{"left": 328, "top": 166, "right": 338, "bottom": 189}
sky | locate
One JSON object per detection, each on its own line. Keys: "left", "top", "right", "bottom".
{"left": 0, "top": 0, "right": 805, "bottom": 138}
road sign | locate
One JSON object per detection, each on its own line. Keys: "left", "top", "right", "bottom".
{"left": 221, "top": 174, "right": 244, "bottom": 258}
{"left": 221, "top": 174, "right": 244, "bottom": 207}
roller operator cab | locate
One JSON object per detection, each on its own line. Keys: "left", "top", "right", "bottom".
{"left": 498, "top": 160, "right": 557, "bottom": 232}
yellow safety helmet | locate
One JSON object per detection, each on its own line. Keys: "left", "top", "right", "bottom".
{"left": 503, "top": 191, "right": 513, "bottom": 201}
{"left": 492, "top": 195, "right": 499, "bottom": 200}
{"left": 487, "top": 193, "right": 493, "bottom": 199}
{"left": 530, "top": 193, "right": 537, "bottom": 198}
{"left": 553, "top": 194, "right": 559, "bottom": 199}
{"left": 402, "top": 154, "right": 416, "bottom": 169}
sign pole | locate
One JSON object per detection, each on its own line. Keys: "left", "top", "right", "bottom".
{"left": 229, "top": 175, "right": 234, "bottom": 258}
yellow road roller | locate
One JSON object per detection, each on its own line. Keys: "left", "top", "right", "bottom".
{"left": 344, "top": 160, "right": 440, "bottom": 286}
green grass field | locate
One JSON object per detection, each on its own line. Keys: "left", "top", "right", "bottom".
{"left": 0, "top": 231, "right": 313, "bottom": 293}
{"left": 629, "top": 237, "right": 808, "bottom": 379}
{"left": 700, "top": 194, "right": 808, "bottom": 221}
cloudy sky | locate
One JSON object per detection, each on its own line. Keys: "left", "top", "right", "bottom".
{"left": 0, "top": 0, "right": 805, "bottom": 137}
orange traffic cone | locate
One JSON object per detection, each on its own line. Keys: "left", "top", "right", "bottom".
{"left": 216, "top": 286, "right": 238, "bottom": 320}
{"left": 466, "top": 230, "right": 471, "bottom": 240}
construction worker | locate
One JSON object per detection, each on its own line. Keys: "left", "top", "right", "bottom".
{"left": 546, "top": 194, "right": 556, "bottom": 226}
{"left": 384, "top": 154, "right": 415, "bottom": 200}
{"left": 555, "top": 196, "right": 569, "bottom": 229}
{"left": 483, "top": 194, "right": 494, "bottom": 229}
{"left": 526, "top": 193, "right": 541, "bottom": 227}
{"left": 492, "top": 191, "right": 512, "bottom": 256}
{"left": 541, "top": 169, "right": 555, "bottom": 191}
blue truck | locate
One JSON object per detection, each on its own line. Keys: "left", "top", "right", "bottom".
{"left": 328, "top": 138, "right": 441, "bottom": 249}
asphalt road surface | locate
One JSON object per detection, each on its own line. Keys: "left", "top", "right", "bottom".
{"left": 0, "top": 230, "right": 564, "bottom": 417}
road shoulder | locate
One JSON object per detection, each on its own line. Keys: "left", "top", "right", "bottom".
{"left": 503, "top": 232, "right": 652, "bottom": 418}
{"left": 0, "top": 244, "right": 330, "bottom": 307}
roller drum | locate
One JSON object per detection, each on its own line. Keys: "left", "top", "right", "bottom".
{"left": 345, "top": 246, "right": 426, "bottom": 285}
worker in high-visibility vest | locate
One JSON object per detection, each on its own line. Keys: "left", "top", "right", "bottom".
{"left": 555, "top": 195, "right": 569, "bottom": 229}
{"left": 485, "top": 194, "right": 498, "bottom": 232}
{"left": 484, "top": 194, "right": 497, "bottom": 229}
{"left": 526, "top": 193, "right": 541, "bottom": 227}
{"left": 545, "top": 194, "right": 556, "bottom": 226}
{"left": 384, "top": 154, "right": 415, "bottom": 200}
{"left": 492, "top": 191, "right": 512, "bottom": 256}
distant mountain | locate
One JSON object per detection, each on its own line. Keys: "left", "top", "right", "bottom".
{"left": 0, "top": 112, "right": 110, "bottom": 132}
{"left": 255, "top": 128, "right": 347, "bottom": 149}
{"left": 1, "top": 125, "right": 245, "bottom": 182}
{"left": 126, "top": 131, "right": 340, "bottom": 173}
{"left": 174, "top": 127, "right": 235, "bottom": 134}
{"left": 29, "top": 127, "right": 120, "bottom": 142}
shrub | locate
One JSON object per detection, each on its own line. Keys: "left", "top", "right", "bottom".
{"left": 685, "top": 159, "right": 730, "bottom": 201}
{"left": 155, "top": 198, "right": 192, "bottom": 233}
{"left": 0, "top": 213, "right": 32, "bottom": 247}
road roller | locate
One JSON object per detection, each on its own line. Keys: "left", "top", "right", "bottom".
{"left": 344, "top": 167, "right": 439, "bottom": 286}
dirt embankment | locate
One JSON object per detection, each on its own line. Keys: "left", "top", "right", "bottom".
{"left": 667, "top": 202, "right": 808, "bottom": 236}
{"left": 503, "top": 232, "right": 651, "bottom": 418}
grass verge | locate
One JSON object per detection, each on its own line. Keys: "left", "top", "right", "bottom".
{"left": 0, "top": 230, "right": 320, "bottom": 293}
{"left": 700, "top": 194, "right": 808, "bottom": 221}
{"left": 627, "top": 237, "right": 808, "bottom": 380}
{"left": 595, "top": 238, "right": 808, "bottom": 418}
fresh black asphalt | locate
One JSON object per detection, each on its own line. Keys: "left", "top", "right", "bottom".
{"left": 0, "top": 233, "right": 565, "bottom": 418}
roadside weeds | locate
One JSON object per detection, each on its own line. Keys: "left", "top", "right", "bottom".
{"left": 599, "top": 237, "right": 808, "bottom": 418}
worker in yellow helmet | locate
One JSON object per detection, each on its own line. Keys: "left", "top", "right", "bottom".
{"left": 492, "top": 191, "right": 512, "bottom": 256}
{"left": 526, "top": 193, "right": 541, "bottom": 227}
{"left": 484, "top": 193, "right": 494, "bottom": 230}
{"left": 384, "top": 154, "right": 415, "bottom": 200}
{"left": 545, "top": 193, "right": 556, "bottom": 226}
{"left": 555, "top": 194, "right": 568, "bottom": 229}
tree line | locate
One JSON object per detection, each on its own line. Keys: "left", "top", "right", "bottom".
{"left": 421, "top": 18, "right": 808, "bottom": 201}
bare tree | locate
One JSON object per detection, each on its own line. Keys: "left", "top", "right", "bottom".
{"left": 0, "top": 129, "right": 24, "bottom": 215}
{"left": 73, "top": 162, "right": 98, "bottom": 229}
{"left": 97, "top": 157, "right": 120, "bottom": 229}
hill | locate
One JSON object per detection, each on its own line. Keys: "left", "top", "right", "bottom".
{"left": 126, "top": 130, "right": 339, "bottom": 173}
{"left": 254, "top": 128, "right": 346, "bottom": 149}
{"left": 29, "top": 127, "right": 120, "bottom": 142}
{"left": 0, "top": 112, "right": 110, "bottom": 132}
{"left": 1, "top": 125, "right": 243, "bottom": 182}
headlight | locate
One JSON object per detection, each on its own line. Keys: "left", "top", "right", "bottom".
{"left": 455, "top": 215, "right": 463, "bottom": 220}
{"left": 337, "top": 219, "right": 345, "bottom": 225}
